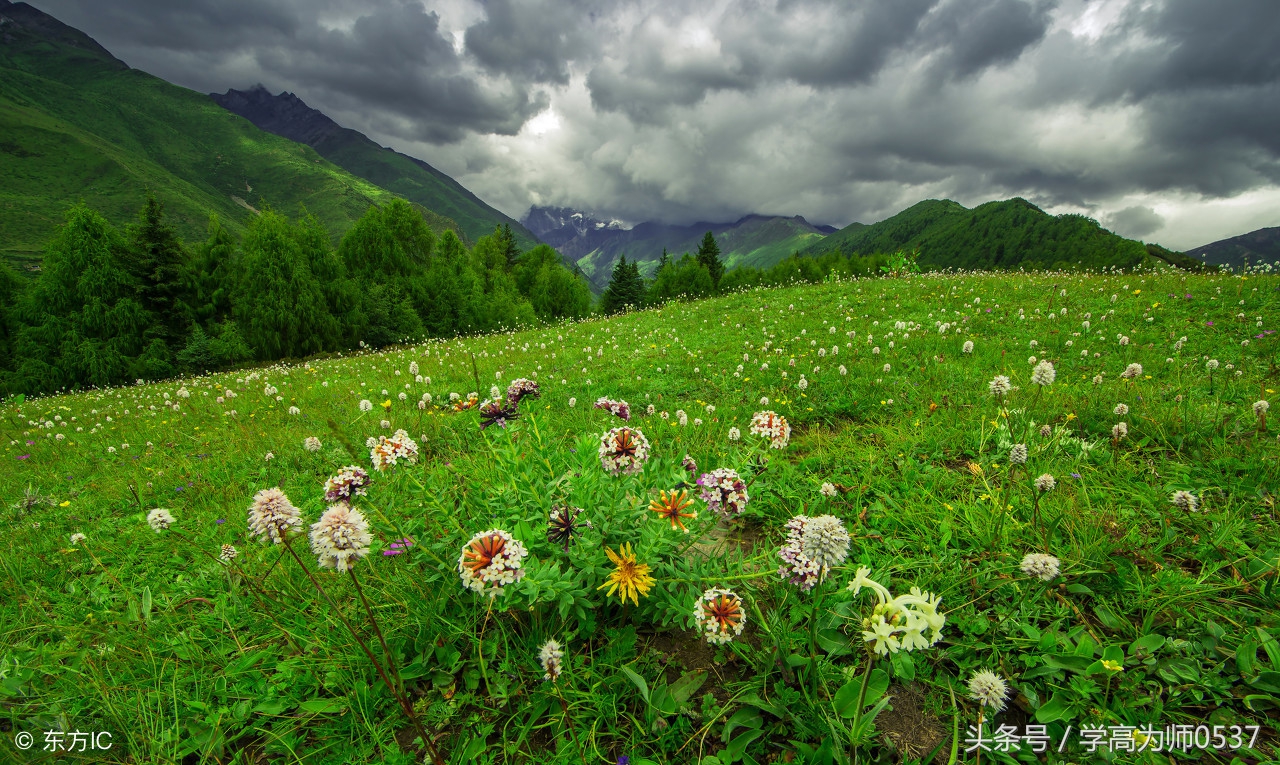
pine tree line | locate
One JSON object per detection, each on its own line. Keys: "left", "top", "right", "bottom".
{"left": 0, "top": 197, "right": 592, "bottom": 395}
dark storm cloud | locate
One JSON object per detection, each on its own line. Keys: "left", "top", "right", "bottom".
{"left": 19, "top": 0, "right": 1280, "bottom": 246}
{"left": 27, "top": 0, "right": 541, "bottom": 141}
{"left": 917, "top": 0, "right": 1055, "bottom": 80}
{"left": 464, "top": 0, "right": 599, "bottom": 86}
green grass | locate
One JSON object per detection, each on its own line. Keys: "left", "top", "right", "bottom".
{"left": 0, "top": 17, "right": 460, "bottom": 264}
{"left": 4, "top": 268, "right": 1280, "bottom": 764}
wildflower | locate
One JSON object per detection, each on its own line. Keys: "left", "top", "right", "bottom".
{"left": 968, "top": 670, "right": 1009, "bottom": 712}
{"left": 1034, "top": 474, "right": 1056, "bottom": 492}
{"left": 598, "top": 427, "right": 650, "bottom": 476}
{"left": 798, "top": 376, "right": 810, "bottom": 390}
{"left": 359, "top": 399, "right": 373, "bottom": 412}
{"left": 1009, "top": 443, "right": 1028, "bottom": 465}
{"left": 548, "top": 505, "right": 591, "bottom": 550}
{"left": 506, "top": 378, "right": 540, "bottom": 405}
{"left": 778, "top": 514, "right": 849, "bottom": 591}
{"left": 458, "top": 529, "right": 529, "bottom": 596}
{"left": 219, "top": 544, "right": 238, "bottom": 563}
{"left": 325, "top": 466, "right": 371, "bottom": 502}
{"left": 264, "top": 451, "right": 275, "bottom": 461}
{"left": 303, "top": 436, "right": 322, "bottom": 452}
{"left": 1206, "top": 359, "right": 1219, "bottom": 370}
{"left": 539, "top": 639, "right": 564, "bottom": 681}
{"left": 310, "top": 501, "right": 372, "bottom": 571}
{"left": 70, "top": 532, "right": 86, "bottom": 546}
{"left": 478, "top": 398, "right": 519, "bottom": 430}
{"left": 1171, "top": 490, "right": 1199, "bottom": 513}
{"left": 676, "top": 409, "right": 689, "bottom": 426}
{"left": 820, "top": 482, "right": 837, "bottom": 497}
{"left": 1120, "top": 363, "right": 1143, "bottom": 379}
{"left": 409, "top": 361, "right": 419, "bottom": 376}
{"left": 749, "top": 410, "right": 791, "bottom": 449}
{"left": 568, "top": 397, "right": 577, "bottom": 408}
{"left": 1030, "top": 360, "right": 1056, "bottom": 387}
{"left": 1020, "top": 552, "right": 1060, "bottom": 581}
{"left": 288, "top": 406, "right": 300, "bottom": 415}
{"left": 1114, "top": 403, "right": 1129, "bottom": 416}
{"left": 728, "top": 426, "right": 741, "bottom": 441}
{"left": 380, "top": 419, "right": 391, "bottom": 430}
{"left": 453, "top": 392, "right": 479, "bottom": 412}
{"left": 594, "top": 397, "right": 632, "bottom": 421}
{"left": 1112, "top": 422, "right": 1128, "bottom": 439}
{"left": 694, "top": 588, "right": 746, "bottom": 644}
{"left": 599, "top": 542, "right": 656, "bottom": 606}
{"left": 247, "top": 487, "right": 302, "bottom": 543}
{"left": 147, "top": 508, "right": 175, "bottom": 532}
{"left": 988, "top": 375, "right": 1013, "bottom": 397}
{"left": 370, "top": 429, "right": 419, "bottom": 471}
{"left": 383, "top": 538, "right": 414, "bottom": 556}
{"left": 682, "top": 454, "right": 698, "bottom": 474}
{"left": 839, "top": 365, "right": 848, "bottom": 375}
{"left": 1254, "top": 400, "right": 1270, "bottom": 416}
{"left": 847, "top": 567, "right": 945, "bottom": 654}
{"left": 650, "top": 489, "right": 697, "bottom": 532}
{"left": 697, "top": 468, "right": 749, "bottom": 518}
{"left": 962, "top": 340, "right": 974, "bottom": 354}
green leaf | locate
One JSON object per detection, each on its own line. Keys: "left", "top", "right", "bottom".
{"left": 252, "top": 698, "right": 291, "bottom": 715}
{"left": 1066, "top": 583, "right": 1094, "bottom": 596}
{"left": 620, "top": 666, "right": 650, "bottom": 705}
{"left": 1242, "top": 694, "right": 1280, "bottom": 711}
{"left": 1034, "top": 692, "right": 1070, "bottom": 723}
{"left": 1236, "top": 636, "right": 1257, "bottom": 677}
{"left": 722, "top": 708, "right": 762, "bottom": 742}
{"left": 816, "top": 628, "right": 852, "bottom": 657}
{"left": 890, "top": 650, "right": 916, "bottom": 681}
{"left": 298, "top": 698, "right": 346, "bottom": 714}
{"left": 1247, "top": 671, "right": 1280, "bottom": 694}
{"left": 1092, "top": 604, "right": 1123, "bottom": 631}
{"left": 1073, "top": 634, "right": 1097, "bottom": 657}
{"left": 141, "top": 587, "right": 153, "bottom": 622}
{"left": 833, "top": 676, "right": 865, "bottom": 719}
{"left": 1041, "top": 654, "right": 1094, "bottom": 673}
{"left": 669, "top": 670, "right": 708, "bottom": 705}
{"left": 722, "top": 728, "right": 764, "bottom": 763}
{"left": 865, "top": 668, "right": 889, "bottom": 705}
{"left": 1101, "top": 644, "right": 1124, "bottom": 664}
{"left": 1128, "top": 633, "right": 1165, "bottom": 657}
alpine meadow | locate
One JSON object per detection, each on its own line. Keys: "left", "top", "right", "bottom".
{"left": 4, "top": 1, "right": 1280, "bottom": 765}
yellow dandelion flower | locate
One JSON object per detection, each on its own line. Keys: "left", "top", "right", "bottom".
{"left": 598, "top": 542, "right": 656, "bottom": 606}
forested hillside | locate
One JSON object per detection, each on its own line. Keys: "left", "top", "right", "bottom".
{"left": 0, "top": 197, "right": 590, "bottom": 395}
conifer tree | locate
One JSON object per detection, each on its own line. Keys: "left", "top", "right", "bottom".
{"left": 498, "top": 223, "right": 521, "bottom": 268}
{"left": 15, "top": 204, "right": 147, "bottom": 389}
{"left": 600, "top": 255, "right": 645, "bottom": 314}
{"left": 696, "top": 231, "right": 724, "bottom": 289}
{"left": 127, "top": 194, "right": 191, "bottom": 341}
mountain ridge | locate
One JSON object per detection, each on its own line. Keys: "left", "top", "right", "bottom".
{"left": 211, "top": 85, "right": 539, "bottom": 249}
{"left": 522, "top": 205, "right": 832, "bottom": 290}
{"left": 1185, "top": 226, "right": 1280, "bottom": 269}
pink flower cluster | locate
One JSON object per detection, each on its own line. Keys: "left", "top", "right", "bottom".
{"left": 594, "top": 397, "right": 631, "bottom": 421}
{"left": 697, "top": 468, "right": 749, "bottom": 518}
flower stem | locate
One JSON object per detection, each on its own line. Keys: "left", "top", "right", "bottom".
{"left": 350, "top": 568, "right": 402, "bottom": 698}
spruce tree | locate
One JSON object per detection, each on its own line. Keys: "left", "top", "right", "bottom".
{"left": 696, "top": 231, "right": 724, "bottom": 289}
{"left": 499, "top": 223, "right": 521, "bottom": 268}
{"left": 600, "top": 255, "right": 645, "bottom": 315}
{"left": 127, "top": 194, "right": 191, "bottom": 341}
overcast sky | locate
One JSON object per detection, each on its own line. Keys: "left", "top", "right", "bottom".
{"left": 28, "top": 0, "right": 1280, "bottom": 249}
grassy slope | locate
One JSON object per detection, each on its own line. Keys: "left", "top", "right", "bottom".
{"left": 5, "top": 268, "right": 1279, "bottom": 763}
{"left": 281, "top": 118, "right": 539, "bottom": 251}
{"left": 803, "top": 198, "right": 1188, "bottom": 271}
{"left": 0, "top": 9, "right": 459, "bottom": 263}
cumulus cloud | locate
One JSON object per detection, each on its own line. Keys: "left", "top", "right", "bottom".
{"left": 26, "top": 0, "right": 1280, "bottom": 248}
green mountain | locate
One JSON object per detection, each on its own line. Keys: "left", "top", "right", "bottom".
{"left": 1185, "top": 226, "right": 1280, "bottom": 269}
{"left": 523, "top": 206, "right": 833, "bottom": 291}
{"left": 803, "top": 197, "right": 1202, "bottom": 271}
{"left": 0, "top": 0, "right": 459, "bottom": 270}
{"left": 210, "top": 86, "right": 539, "bottom": 250}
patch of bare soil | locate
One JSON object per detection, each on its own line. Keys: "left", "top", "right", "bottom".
{"left": 876, "top": 683, "right": 947, "bottom": 763}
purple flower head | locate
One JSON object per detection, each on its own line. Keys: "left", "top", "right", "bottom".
{"left": 382, "top": 538, "right": 415, "bottom": 556}
{"left": 1205, "top": 321, "right": 1214, "bottom": 326}
{"left": 216, "top": 518, "right": 226, "bottom": 524}
{"left": 17, "top": 454, "right": 29, "bottom": 460}
{"left": 26, "top": 440, "right": 34, "bottom": 446}
{"left": 617, "top": 758, "right": 630, "bottom": 765}
{"left": 1071, "top": 473, "right": 1081, "bottom": 479}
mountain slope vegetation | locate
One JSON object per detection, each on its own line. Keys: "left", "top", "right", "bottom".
{"left": 802, "top": 198, "right": 1202, "bottom": 271}
{"left": 1186, "top": 226, "right": 1280, "bottom": 269}
{"left": 211, "top": 86, "right": 539, "bottom": 250}
{"left": 0, "top": 0, "right": 458, "bottom": 267}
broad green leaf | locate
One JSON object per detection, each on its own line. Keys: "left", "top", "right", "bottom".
{"left": 1247, "top": 671, "right": 1280, "bottom": 694}
{"left": 298, "top": 698, "right": 346, "bottom": 714}
{"left": 670, "top": 670, "right": 708, "bottom": 705}
{"left": 1034, "top": 692, "right": 1070, "bottom": 723}
{"left": 620, "top": 666, "right": 650, "bottom": 705}
{"left": 1128, "top": 633, "right": 1165, "bottom": 657}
